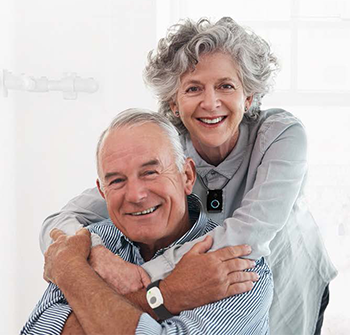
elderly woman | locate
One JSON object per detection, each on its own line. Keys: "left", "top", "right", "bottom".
{"left": 40, "top": 18, "right": 336, "bottom": 335}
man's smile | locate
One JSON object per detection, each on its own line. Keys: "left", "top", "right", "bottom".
{"left": 126, "top": 205, "right": 161, "bottom": 216}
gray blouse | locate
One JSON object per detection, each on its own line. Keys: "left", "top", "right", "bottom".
{"left": 40, "top": 108, "right": 337, "bottom": 335}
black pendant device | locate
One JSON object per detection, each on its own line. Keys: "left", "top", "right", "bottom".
{"left": 206, "top": 189, "right": 223, "bottom": 212}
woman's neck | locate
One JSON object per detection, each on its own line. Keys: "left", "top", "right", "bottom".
{"left": 191, "top": 130, "right": 239, "bottom": 166}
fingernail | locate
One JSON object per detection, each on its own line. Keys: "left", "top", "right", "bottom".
{"left": 245, "top": 245, "right": 252, "bottom": 252}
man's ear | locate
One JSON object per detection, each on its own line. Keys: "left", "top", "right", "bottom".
{"left": 96, "top": 179, "right": 106, "bottom": 199}
{"left": 183, "top": 158, "right": 196, "bottom": 195}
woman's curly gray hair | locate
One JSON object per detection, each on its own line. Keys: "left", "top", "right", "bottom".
{"left": 143, "top": 17, "right": 279, "bottom": 133}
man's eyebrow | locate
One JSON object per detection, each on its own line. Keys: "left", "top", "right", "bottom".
{"left": 103, "top": 159, "right": 160, "bottom": 181}
{"left": 141, "top": 159, "right": 160, "bottom": 168}
{"left": 104, "top": 171, "right": 121, "bottom": 181}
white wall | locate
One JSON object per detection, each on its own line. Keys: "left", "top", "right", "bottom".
{"left": 1, "top": 0, "right": 158, "bottom": 333}
{"left": 1, "top": 0, "right": 349, "bottom": 334}
{"left": 1, "top": 1, "right": 17, "bottom": 333}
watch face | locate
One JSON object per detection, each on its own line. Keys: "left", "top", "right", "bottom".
{"left": 147, "top": 287, "right": 164, "bottom": 308}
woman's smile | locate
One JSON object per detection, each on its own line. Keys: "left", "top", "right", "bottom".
{"left": 173, "top": 52, "right": 252, "bottom": 165}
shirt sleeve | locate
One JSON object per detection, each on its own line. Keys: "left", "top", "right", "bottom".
{"left": 39, "top": 187, "right": 108, "bottom": 253}
{"left": 142, "top": 119, "right": 308, "bottom": 281}
{"left": 20, "top": 283, "right": 71, "bottom": 335}
{"left": 137, "top": 258, "right": 273, "bottom": 335}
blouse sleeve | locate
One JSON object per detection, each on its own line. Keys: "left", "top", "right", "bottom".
{"left": 39, "top": 187, "right": 108, "bottom": 253}
{"left": 142, "top": 119, "right": 308, "bottom": 281}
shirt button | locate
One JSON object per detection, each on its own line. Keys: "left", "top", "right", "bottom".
{"left": 211, "top": 170, "right": 216, "bottom": 175}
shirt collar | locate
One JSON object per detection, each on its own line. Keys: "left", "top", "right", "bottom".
{"left": 183, "top": 121, "right": 250, "bottom": 180}
{"left": 109, "top": 194, "right": 209, "bottom": 259}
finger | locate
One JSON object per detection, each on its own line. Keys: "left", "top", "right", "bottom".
{"left": 139, "top": 268, "right": 151, "bottom": 288}
{"left": 227, "top": 270, "right": 259, "bottom": 284}
{"left": 76, "top": 228, "right": 91, "bottom": 238}
{"left": 226, "top": 281, "right": 254, "bottom": 296}
{"left": 188, "top": 236, "right": 213, "bottom": 255}
{"left": 43, "top": 263, "right": 50, "bottom": 283}
{"left": 224, "top": 258, "right": 256, "bottom": 272}
{"left": 50, "top": 228, "right": 66, "bottom": 241}
{"left": 43, "top": 271, "right": 48, "bottom": 283}
{"left": 214, "top": 244, "right": 252, "bottom": 261}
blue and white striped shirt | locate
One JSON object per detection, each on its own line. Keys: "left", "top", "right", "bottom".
{"left": 21, "top": 195, "right": 273, "bottom": 335}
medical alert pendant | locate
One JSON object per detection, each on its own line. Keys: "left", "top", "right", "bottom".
{"left": 207, "top": 189, "right": 223, "bottom": 213}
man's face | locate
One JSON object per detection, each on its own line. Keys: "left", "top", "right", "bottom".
{"left": 97, "top": 123, "right": 195, "bottom": 253}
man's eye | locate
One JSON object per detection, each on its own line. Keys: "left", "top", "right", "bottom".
{"left": 110, "top": 178, "right": 124, "bottom": 185}
{"left": 144, "top": 170, "right": 157, "bottom": 177}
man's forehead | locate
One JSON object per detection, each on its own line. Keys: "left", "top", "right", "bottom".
{"left": 100, "top": 124, "right": 174, "bottom": 172}
{"left": 103, "top": 124, "right": 164, "bottom": 151}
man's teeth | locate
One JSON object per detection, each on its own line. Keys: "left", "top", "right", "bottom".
{"left": 130, "top": 206, "right": 157, "bottom": 216}
{"left": 199, "top": 117, "right": 224, "bottom": 124}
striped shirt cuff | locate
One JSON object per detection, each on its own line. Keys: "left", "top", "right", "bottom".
{"left": 135, "top": 313, "right": 162, "bottom": 335}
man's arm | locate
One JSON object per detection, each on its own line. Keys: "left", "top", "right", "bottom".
{"left": 136, "top": 257, "right": 273, "bottom": 335}
{"left": 45, "top": 229, "right": 273, "bottom": 335}
{"left": 87, "top": 230, "right": 257, "bottom": 316}
{"left": 45, "top": 228, "right": 143, "bottom": 335}
{"left": 61, "top": 313, "right": 85, "bottom": 335}
{"left": 121, "top": 236, "right": 258, "bottom": 316}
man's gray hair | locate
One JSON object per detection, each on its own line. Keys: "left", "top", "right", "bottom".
{"left": 144, "top": 17, "right": 279, "bottom": 133}
{"left": 96, "top": 108, "right": 187, "bottom": 182}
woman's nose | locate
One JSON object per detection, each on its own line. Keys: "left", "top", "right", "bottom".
{"left": 200, "top": 88, "right": 221, "bottom": 111}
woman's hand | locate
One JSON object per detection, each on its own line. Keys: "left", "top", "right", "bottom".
{"left": 88, "top": 245, "right": 151, "bottom": 295}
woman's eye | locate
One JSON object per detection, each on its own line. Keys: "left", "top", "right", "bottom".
{"left": 220, "top": 84, "right": 234, "bottom": 90}
{"left": 185, "top": 86, "right": 200, "bottom": 93}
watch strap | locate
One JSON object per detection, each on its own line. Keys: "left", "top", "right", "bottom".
{"left": 146, "top": 280, "right": 173, "bottom": 320}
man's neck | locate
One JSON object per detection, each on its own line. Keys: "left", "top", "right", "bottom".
{"left": 138, "top": 212, "right": 192, "bottom": 262}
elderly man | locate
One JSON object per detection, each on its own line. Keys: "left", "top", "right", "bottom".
{"left": 22, "top": 109, "right": 273, "bottom": 335}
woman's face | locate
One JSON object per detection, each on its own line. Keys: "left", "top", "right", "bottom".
{"left": 171, "top": 52, "right": 252, "bottom": 162}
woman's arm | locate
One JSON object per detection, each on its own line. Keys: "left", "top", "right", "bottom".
{"left": 142, "top": 121, "right": 308, "bottom": 280}
{"left": 40, "top": 116, "right": 307, "bottom": 284}
{"left": 40, "top": 187, "right": 108, "bottom": 253}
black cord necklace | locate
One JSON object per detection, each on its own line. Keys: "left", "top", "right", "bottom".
{"left": 197, "top": 173, "right": 230, "bottom": 213}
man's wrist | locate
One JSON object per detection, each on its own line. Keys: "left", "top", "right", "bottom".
{"left": 158, "top": 279, "right": 180, "bottom": 315}
{"left": 55, "top": 258, "right": 90, "bottom": 288}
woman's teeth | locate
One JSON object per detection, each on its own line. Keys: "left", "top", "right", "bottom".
{"left": 130, "top": 206, "right": 158, "bottom": 216}
{"left": 199, "top": 117, "right": 224, "bottom": 124}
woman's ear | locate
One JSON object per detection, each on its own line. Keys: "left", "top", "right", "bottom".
{"left": 96, "top": 179, "right": 106, "bottom": 199}
{"left": 183, "top": 158, "right": 196, "bottom": 195}
{"left": 169, "top": 100, "right": 179, "bottom": 117}
{"left": 246, "top": 95, "right": 254, "bottom": 109}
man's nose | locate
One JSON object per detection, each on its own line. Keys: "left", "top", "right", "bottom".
{"left": 200, "top": 88, "right": 221, "bottom": 111}
{"left": 125, "top": 179, "right": 147, "bottom": 203}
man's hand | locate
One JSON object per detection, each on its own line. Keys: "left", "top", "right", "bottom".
{"left": 88, "top": 245, "right": 151, "bottom": 294}
{"left": 44, "top": 228, "right": 91, "bottom": 285}
{"left": 160, "top": 236, "right": 258, "bottom": 314}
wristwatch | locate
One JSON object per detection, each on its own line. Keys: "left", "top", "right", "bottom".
{"left": 146, "top": 280, "right": 173, "bottom": 320}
